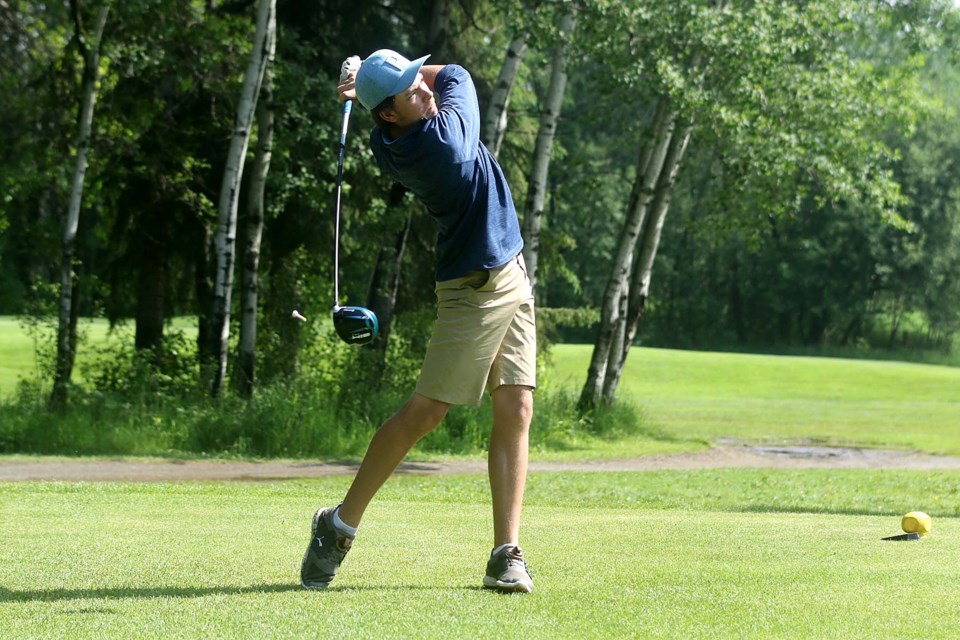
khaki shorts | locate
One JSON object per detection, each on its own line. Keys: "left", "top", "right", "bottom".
{"left": 415, "top": 254, "right": 536, "bottom": 406}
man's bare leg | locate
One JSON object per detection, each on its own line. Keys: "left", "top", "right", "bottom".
{"left": 337, "top": 393, "right": 450, "bottom": 528}
{"left": 488, "top": 385, "right": 533, "bottom": 547}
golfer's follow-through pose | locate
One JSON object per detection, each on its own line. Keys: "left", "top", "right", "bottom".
{"left": 300, "top": 49, "right": 536, "bottom": 593}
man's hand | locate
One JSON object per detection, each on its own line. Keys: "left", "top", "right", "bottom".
{"left": 338, "top": 55, "right": 361, "bottom": 102}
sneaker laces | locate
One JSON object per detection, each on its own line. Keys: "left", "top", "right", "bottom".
{"left": 504, "top": 546, "right": 531, "bottom": 575}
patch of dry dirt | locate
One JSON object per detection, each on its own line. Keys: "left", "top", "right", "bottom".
{"left": 3, "top": 442, "right": 960, "bottom": 482}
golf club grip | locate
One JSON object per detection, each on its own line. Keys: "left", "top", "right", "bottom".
{"left": 340, "top": 99, "right": 352, "bottom": 146}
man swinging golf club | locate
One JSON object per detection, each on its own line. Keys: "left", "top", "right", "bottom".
{"left": 300, "top": 49, "right": 536, "bottom": 593}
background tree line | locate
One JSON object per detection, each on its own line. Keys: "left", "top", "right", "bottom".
{"left": 1, "top": 0, "right": 959, "bottom": 417}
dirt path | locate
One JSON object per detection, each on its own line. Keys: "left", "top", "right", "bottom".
{"left": 3, "top": 443, "right": 960, "bottom": 482}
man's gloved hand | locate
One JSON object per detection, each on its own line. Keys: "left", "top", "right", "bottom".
{"left": 340, "top": 56, "right": 362, "bottom": 83}
{"left": 338, "top": 55, "right": 362, "bottom": 102}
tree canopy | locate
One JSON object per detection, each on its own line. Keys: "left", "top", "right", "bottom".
{"left": 1, "top": 0, "right": 958, "bottom": 408}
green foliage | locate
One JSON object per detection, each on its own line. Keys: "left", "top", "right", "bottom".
{"left": 82, "top": 329, "right": 201, "bottom": 400}
{"left": 536, "top": 306, "right": 600, "bottom": 350}
{"left": 0, "top": 317, "right": 646, "bottom": 459}
{"left": 0, "top": 377, "right": 646, "bottom": 460}
{"left": 643, "top": 39, "right": 960, "bottom": 352}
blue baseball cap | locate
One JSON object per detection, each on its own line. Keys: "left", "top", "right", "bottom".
{"left": 356, "top": 49, "right": 430, "bottom": 110}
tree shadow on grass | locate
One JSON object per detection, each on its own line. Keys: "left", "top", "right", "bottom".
{"left": 0, "top": 583, "right": 485, "bottom": 603}
{"left": 733, "top": 504, "right": 920, "bottom": 517}
{"left": 0, "top": 583, "right": 301, "bottom": 603}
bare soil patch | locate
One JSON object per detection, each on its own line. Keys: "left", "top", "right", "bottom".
{"left": 3, "top": 442, "right": 960, "bottom": 482}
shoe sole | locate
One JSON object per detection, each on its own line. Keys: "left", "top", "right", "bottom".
{"left": 301, "top": 508, "right": 332, "bottom": 590}
{"left": 482, "top": 575, "right": 533, "bottom": 593}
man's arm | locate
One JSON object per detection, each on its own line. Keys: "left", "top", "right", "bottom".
{"left": 420, "top": 64, "right": 445, "bottom": 92}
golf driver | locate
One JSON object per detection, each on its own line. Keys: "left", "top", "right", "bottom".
{"left": 330, "top": 98, "right": 379, "bottom": 345}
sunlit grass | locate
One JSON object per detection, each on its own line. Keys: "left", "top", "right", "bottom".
{"left": 550, "top": 345, "right": 960, "bottom": 455}
{"left": 1, "top": 472, "right": 958, "bottom": 639}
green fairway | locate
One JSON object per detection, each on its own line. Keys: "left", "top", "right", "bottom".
{"left": 0, "top": 317, "right": 37, "bottom": 397}
{"left": 2, "top": 471, "right": 958, "bottom": 639}
{"left": 551, "top": 344, "right": 960, "bottom": 455}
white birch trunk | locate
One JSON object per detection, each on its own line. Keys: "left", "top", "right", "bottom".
{"left": 209, "top": 0, "right": 276, "bottom": 397}
{"left": 521, "top": 9, "right": 575, "bottom": 292}
{"left": 483, "top": 33, "right": 528, "bottom": 158}
{"left": 601, "top": 120, "right": 693, "bottom": 404}
{"left": 237, "top": 18, "right": 275, "bottom": 398}
{"left": 51, "top": 1, "right": 109, "bottom": 408}
{"left": 578, "top": 99, "right": 675, "bottom": 412}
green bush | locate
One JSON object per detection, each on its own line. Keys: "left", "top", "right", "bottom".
{"left": 0, "top": 307, "right": 648, "bottom": 459}
{"left": 0, "top": 378, "right": 647, "bottom": 459}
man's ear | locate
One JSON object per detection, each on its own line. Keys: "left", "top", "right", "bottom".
{"left": 377, "top": 108, "right": 398, "bottom": 123}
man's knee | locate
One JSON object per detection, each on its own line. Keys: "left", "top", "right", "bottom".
{"left": 400, "top": 393, "right": 450, "bottom": 437}
{"left": 492, "top": 385, "right": 534, "bottom": 427}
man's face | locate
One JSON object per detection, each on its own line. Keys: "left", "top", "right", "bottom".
{"left": 387, "top": 73, "right": 438, "bottom": 126}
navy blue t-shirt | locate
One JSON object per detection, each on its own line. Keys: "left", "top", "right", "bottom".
{"left": 369, "top": 65, "right": 523, "bottom": 281}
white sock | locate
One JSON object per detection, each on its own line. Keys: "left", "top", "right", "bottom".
{"left": 332, "top": 506, "right": 358, "bottom": 538}
{"left": 492, "top": 543, "right": 517, "bottom": 556}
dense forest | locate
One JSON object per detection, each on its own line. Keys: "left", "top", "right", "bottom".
{"left": 1, "top": 0, "right": 959, "bottom": 435}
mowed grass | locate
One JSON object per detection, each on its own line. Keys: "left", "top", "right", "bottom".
{"left": 550, "top": 344, "right": 960, "bottom": 455}
{"left": 2, "top": 470, "right": 959, "bottom": 639}
{"left": 0, "top": 317, "right": 41, "bottom": 396}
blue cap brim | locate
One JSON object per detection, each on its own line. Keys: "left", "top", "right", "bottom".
{"left": 389, "top": 54, "right": 430, "bottom": 99}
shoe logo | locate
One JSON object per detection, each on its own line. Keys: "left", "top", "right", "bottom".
{"left": 316, "top": 536, "right": 323, "bottom": 548}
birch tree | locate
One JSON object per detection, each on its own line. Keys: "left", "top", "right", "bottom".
{"left": 51, "top": 0, "right": 110, "bottom": 408}
{"left": 521, "top": 7, "right": 575, "bottom": 291}
{"left": 237, "top": 13, "right": 276, "bottom": 399}
{"left": 578, "top": 98, "right": 676, "bottom": 411}
{"left": 578, "top": 0, "right": 909, "bottom": 410}
{"left": 602, "top": 119, "right": 694, "bottom": 403}
{"left": 483, "top": 33, "right": 528, "bottom": 157}
{"left": 209, "top": 0, "right": 276, "bottom": 397}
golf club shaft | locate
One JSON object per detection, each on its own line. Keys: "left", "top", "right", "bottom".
{"left": 334, "top": 99, "right": 352, "bottom": 309}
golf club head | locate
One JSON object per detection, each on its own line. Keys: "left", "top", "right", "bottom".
{"left": 332, "top": 305, "right": 379, "bottom": 345}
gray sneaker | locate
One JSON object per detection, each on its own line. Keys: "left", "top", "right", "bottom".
{"left": 483, "top": 545, "right": 533, "bottom": 593}
{"left": 300, "top": 506, "right": 353, "bottom": 589}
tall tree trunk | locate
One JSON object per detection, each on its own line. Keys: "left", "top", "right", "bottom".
{"left": 602, "top": 120, "right": 694, "bottom": 404}
{"left": 209, "top": 0, "right": 275, "bottom": 397}
{"left": 365, "top": 183, "right": 412, "bottom": 357}
{"left": 483, "top": 33, "right": 527, "bottom": 158}
{"left": 265, "top": 250, "right": 303, "bottom": 380}
{"left": 236, "top": 32, "right": 275, "bottom": 398}
{"left": 427, "top": 0, "right": 452, "bottom": 54}
{"left": 521, "top": 9, "right": 575, "bottom": 292}
{"left": 134, "top": 207, "right": 169, "bottom": 363}
{"left": 51, "top": 1, "right": 109, "bottom": 409}
{"left": 196, "top": 219, "right": 215, "bottom": 374}
{"left": 578, "top": 99, "right": 674, "bottom": 412}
